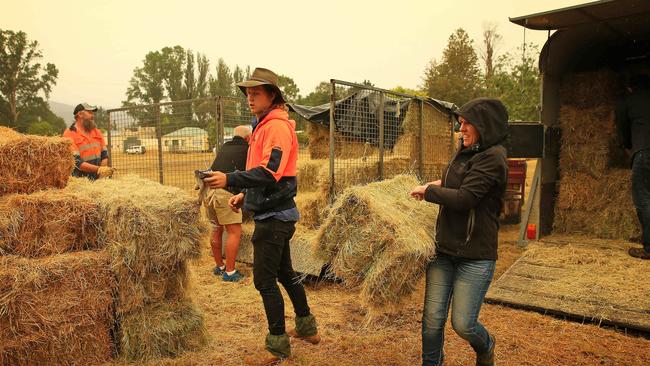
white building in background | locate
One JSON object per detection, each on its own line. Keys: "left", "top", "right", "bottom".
{"left": 162, "top": 127, "right": 209, "bottom": 152}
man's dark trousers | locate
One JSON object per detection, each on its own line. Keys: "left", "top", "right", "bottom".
{"left": 252, "top": 218, "right": 310, "bottom": 335}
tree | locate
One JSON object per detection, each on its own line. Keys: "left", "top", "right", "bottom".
{"left": 0, "top": 29, "right": 58, "bottom": 130}
{"left": 391, "top": 86, "right": 427, "bottom": 97}
{"left": 278, "top": 74, "right": 299, "bottom": 101}
{"left": 422, "top": 28, "right": 481, "bottom": 106}
{"left": 297, "top": 81, "right": 331, "bottom": 106}
{"left": 479, "top": 23, "right": 502, "bottom": 80}
{"left": 209, "top": 58, "right": 234, "bottom": 97}
{"left": 26, "top": 120, "right": 58, "bottom": 136}
{"left": 483, "top": 44, "right": 541, "bottom": 121}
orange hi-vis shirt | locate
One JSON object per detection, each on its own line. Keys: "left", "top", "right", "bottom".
{"left": 62, "top": 123, "right": 108, "bottom": 179}
{"left": 246, "top": 109, "right": 298, "bottom": 180}
{"left": 225, "top": 108, "right": 299, "bottom": 215}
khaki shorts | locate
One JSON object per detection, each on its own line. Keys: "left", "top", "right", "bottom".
{"left": 203, "top": 189, "right": 242, "bottom": 226}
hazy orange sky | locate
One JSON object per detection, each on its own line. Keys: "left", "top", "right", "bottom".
{"left": 2, "top": 0, "right": 586, "bottom": 109}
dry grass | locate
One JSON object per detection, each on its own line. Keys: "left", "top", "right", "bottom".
{"left": 555, "top": 70, "right": 638, "bottom": 241}
{"left": 0, "top": 251, "right": 115, "bottom": 365}
{"left": 518, "top": 238, "right": 650, "bottom": 311}
{"left": 122, "top": 226, "right": 650, "bottom": 366}
{"left": 117, "top": 300, "right": 207, "bottom": 362}
{"left": 0, "top": 190, "right": 103, "bottom": 257}
{"left": 63, "top": 175, "right": 207, "bottom": 314}
{"left": 314, "top": 175, "right": 437, "bottom": 313}
{"left": 0, "top": 126, "right": 74, "bottom": 195}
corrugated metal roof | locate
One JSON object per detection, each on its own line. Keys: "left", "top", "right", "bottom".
{"left": 510, "top": 0, "right": 650, "bottom": 31}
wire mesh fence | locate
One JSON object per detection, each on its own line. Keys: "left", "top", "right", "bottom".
{"left": 107, "top": 96, "right": 310, "bottom": 191}
{"left": 322, "top": 80, "right": 455, "bottom": 198}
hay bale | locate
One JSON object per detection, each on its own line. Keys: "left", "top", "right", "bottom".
{"left": 314, "top": 175, "right": 438, "bottom": 311}
{"left": 396, "top": 101, "right": 452, "bottom": 167}
{"left": 297, "top": 158, "right": 328, "bottom": 192}
{"left": 0, "top": 190, "right": 103, "bottom": 257}
{"left": 296, "top": 191, "right": 329, "bottom": 230}
{"left": 64, "top": 175, "right": 206, "bottom": 272}
{"left": 0, "top": 251, "right": 115, "bottom": 365}
{"left": 0, "top": 126, "right": 74, "bottom": 195}
{"left": 557, "top": 105, "right": 617, "bottom": 177}
{"left": 559, "top": 70, "right": 621, "bottom": 109}
{"left": 554, "top": 170, "right": 639, "bottom": 240}
{"left": 63, "top": 175, "right": 207, "bottom": 314}
{"left": 307, "top": 122, "right": 380, "bottom": 160}
{"left": 118, "top": 300, "right": 207, "bottom": 362}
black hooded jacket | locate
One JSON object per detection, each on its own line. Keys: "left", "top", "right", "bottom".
{"left": 424, "top": 98, "right": 509, "bottom": 260}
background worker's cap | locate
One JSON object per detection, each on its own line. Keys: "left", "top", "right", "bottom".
{"left": 236, "top": 68, "right": 285, "bottom": 104}
{"left": 73, "top": 102, "right": 98, "bottom": 116}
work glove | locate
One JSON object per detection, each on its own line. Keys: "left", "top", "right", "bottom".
{"left": 97, "top": 166, "right": 116, "bottom": 179}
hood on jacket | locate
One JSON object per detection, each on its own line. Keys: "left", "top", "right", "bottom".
{"left": 454, "top": 98, "right": 508, "bottom": 148}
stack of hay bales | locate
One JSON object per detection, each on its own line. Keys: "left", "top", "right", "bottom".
{"left": 314, "top": 175, "right": 438, "bottom": 313}
{"left": 307, "top": 122, "right": 380, "bottom": 160}
{"left": 553, "top": 70, "right": 639, "bottom": 240}
{"left": 393, "top": 100, "right": 452, "bottom": 180}
{"left": 0, "top": 128, "right": 114, "bottom": 365}
{"left": 0, "top": 128, "right": 207, "bottom": 364}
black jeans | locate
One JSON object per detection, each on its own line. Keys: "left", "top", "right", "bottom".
{"left": 632, "top": 150, "right": 650, "bottom": 252}
{"left": 252, "top": 218, "right": 310, "bottom": 335}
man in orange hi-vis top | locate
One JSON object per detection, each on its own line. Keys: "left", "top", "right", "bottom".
{"left": 63, "top": 103, "right": 115, "bottom": 180}
{"left": 205, "top": 68, "right": 320, "bottom": 366}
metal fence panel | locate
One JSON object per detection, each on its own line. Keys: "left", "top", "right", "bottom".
{"left": 108, "top": 96, "right": 311, "bottom": 192}
{"left": 327, "top": 80, "right": 454, "bottom": 197}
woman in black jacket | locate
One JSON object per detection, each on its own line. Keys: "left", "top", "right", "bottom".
{"left": 410, "top": 98, "right": 509, "bottom": 366}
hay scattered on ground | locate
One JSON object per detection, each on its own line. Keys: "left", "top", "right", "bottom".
{"left": 489, "top": 236, "right": 650, "bottom": 330}
{"left": 555, "top": 70, "right": 637, "bottom": 240}
{"left": 0, "top": 126, "right": 74, "bottom": 195}
{"left": 0, "top": 251, "right": 115, "bottom": 365}
{"left": 137, "top": 232, "right": 650, "bottom": 366}
{"left": 314, "top": 175, "right": 437, "bottom": 313}
{"left": 0, "top": 190, "right": 103, "bottom": 257}
{"left": 118, "top": 300, "right": 207, "bottom": 362}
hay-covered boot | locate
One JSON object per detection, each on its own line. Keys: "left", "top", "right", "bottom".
{"left": 476, "top": 335, "right": 496, "bottom": 366}
{"left": 244, "top": 333, "right": 290, "bottom": 366}
{"left": 288, "top": 314, "right": 321, "bottom": 345}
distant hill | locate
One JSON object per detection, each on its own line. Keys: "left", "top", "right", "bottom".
{"left": 49, "top": 101, "right": 75, "bottom": 122}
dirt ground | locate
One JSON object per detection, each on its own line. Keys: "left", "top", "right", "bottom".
{"left": 137, "top": 225, "right": 650, "bottom": 366}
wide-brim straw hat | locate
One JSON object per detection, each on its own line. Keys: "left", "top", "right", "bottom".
{"left": 236, "top": 67, "right": 286, "bottom": 104}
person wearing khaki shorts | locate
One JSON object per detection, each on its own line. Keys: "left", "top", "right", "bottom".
{"left": 205, "top": 125, "right": 250, "bottom": 281}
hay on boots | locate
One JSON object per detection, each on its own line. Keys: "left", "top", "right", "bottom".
{"left": 0, "top": 251, "right": 115, "bottom": 365}
{"left": 0, "top": 127, "right": 74, "bottom": 195}
{"left": 118, "top": 300, "right": 207, "bottom": 362}
{"left": 314, "top": 175, "right": 438, "bottom": 311}
{"left": 0, "top": 190, "right": 103, "bottom": 257}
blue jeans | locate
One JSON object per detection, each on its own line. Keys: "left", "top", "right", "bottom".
{"left": 422, "top": 253, "right": 495, "bottom": 366}
{"left": 632, "top": 150, "right": 650, "bottom": 252}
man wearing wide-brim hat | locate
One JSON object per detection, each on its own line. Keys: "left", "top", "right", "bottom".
{"left": 205, "top": 67, "right": 320, "bottom": 365}
{"left": 63, "top": 102, "right": 115, "bottom": 180}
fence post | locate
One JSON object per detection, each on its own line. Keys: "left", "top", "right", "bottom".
{"left": 418, "top": 99, "right": 424, "bottom": 179}
{"left": 329, "top": 80, "right": 336, "bottom": 203}
{"left": 215, "top": 97, "right": 221, "bottom": 154}
{"left": 217, "top": 97, "right": 225, "bottom": 150}
{"left": 156, "top": 105, "right": 164, "bottom": 184}
{"left": 378, "top": 92, "right": 385, "bottom": 180}
{"left": 107, "top": 111, "right": 113, "bottom": 167}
